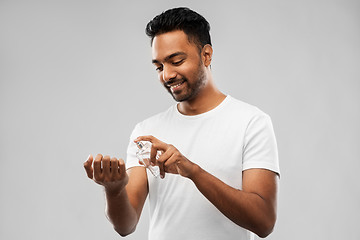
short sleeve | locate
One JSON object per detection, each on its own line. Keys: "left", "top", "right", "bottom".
{"left": 242, "top": 113, "right": 280, "bottom": 175}
{"left": 126, "top": 123, "right": 143, "bottom": 170}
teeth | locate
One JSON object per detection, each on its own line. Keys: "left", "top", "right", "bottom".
{"left": 170, "top": 82, "right": 183, "bottom": 89}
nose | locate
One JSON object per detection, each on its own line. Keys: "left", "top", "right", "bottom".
{"left": 162, "top": 65, "right": 177, "bottom": 82}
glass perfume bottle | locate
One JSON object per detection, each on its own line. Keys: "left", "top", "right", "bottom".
{"left": 136, "top": 141, "right": 160, "bottom": 177}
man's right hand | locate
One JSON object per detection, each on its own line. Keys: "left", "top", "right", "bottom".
{"left": 84, "top": 154, "right": 129, "bottom": 195}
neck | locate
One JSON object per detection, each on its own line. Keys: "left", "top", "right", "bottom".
{"left": 177, "top": 74, "right": 226, "bottom": 116}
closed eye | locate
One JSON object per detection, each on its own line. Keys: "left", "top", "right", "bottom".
{"left": 155, "top": 65, "right": 163, "bottom": 72}
{"left": 173, "top": 59, "right": 184, "bottom": 65}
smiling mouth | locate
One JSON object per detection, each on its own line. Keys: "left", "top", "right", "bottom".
{"left": 166, "top": 80, "right": 186, "bottom": 92}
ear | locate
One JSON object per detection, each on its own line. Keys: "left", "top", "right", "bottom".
{"left": 201, "top": 44, "right": 213, "bottom": 67}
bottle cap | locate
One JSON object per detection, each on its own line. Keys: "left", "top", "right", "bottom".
{"left": 136, "top": 141, "right": 144, "bottom": 149}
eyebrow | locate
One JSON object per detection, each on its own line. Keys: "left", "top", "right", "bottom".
{"left": 152, "top": 52, "right": 187, "bottom": 64}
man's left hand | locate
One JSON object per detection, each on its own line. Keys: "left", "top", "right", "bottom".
{"left": 134, "top": 135, "right": 197, "bottom": 179}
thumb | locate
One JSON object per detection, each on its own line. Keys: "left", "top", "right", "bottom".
{"left": 84, "top": 154, "right": 94, "bottom": 179}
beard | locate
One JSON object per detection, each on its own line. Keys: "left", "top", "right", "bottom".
{"left": 164, "top": 62, "right": 207, "bottom": 102}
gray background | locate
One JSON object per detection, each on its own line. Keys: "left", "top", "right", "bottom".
{"left": 1, "top": 0, "right": 359, "bottom": 239}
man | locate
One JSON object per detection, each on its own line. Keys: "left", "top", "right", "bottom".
{"left": 84, "top": 7, "right": 280, "bottom": 240}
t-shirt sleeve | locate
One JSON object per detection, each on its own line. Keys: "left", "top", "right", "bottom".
{"left": 242, "top": 113, "right": 280, "bottom": 175}
{"left": 126, "top": 123, "right": 143, "bottom": 170}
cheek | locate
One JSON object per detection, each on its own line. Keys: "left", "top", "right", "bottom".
{"left": 187, "top": 65, "right": 203, "bottom": 82}
{"left": 178, "top": 63, "right": 197, "bottom": 80}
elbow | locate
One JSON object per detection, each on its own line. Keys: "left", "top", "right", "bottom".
{"left": 257, "top": 227, "right": 273, "bottom": 238}
{"left": 114, "top": 225, "right": 136, "bottom": 237}
{"left": 117, "top": 230, "right": 131, "bottom": 238}
{"left": 105, "top": 209, "right": 138, "bottom": 237}
{"left": 255, "top": 217, "right": 276, "bottom": 238}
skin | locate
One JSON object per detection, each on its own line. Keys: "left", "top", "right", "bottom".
{"left": 84, "top": 30, "right": 279, "bottom": 238}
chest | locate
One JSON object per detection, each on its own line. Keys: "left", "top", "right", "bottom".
{"left": 153, "top": 116, "right": 246, "bottom": 189}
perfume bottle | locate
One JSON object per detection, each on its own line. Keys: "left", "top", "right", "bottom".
{"left": 136, "top": 141, "right": 160, "bottom": 177}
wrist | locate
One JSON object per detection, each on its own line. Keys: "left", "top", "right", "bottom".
{"left": 104, "top": 185, "right": 125, "bottom": 198}
{"left": 187, "top": 163, "right": 202, "bottom": 180}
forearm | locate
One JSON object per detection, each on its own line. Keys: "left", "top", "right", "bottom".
{"left": 105, "top": 188, "right": 138, "bottom": 236}
{"left": 189, "top": 165, "right": 276, "bottom": 238}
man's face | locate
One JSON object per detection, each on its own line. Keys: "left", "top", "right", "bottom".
{"left": 151, "top": 30, "right": 206, "bottom": 102}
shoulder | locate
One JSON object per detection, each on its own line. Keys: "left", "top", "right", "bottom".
{"left": 134, "top": 105, "right": 175, "bottom": 131}
{"left": 225, "top": 96, "right": 270, "bottom": 121}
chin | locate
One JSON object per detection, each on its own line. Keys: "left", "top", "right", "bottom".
{"left": 172, "top": 92, "right": 196, "bottom": 102}
{"left": 172, "top": 95, "right": 186, "bottom": 102}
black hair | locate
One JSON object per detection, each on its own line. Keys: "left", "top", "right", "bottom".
{"left": 145, "top": 7, "right": 211, "bottom": 49}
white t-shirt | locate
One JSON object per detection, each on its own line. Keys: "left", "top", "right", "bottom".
{"left": 126, "top": 95, "right": 280, "bottom": 240}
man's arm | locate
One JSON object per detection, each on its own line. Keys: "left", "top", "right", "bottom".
{"left": 134, "top": 136, "right": 278, "bottom": 238}
{"left": 190, "top": 167, "right": 278, "bottom": 238}
{"left": 84, "top": 154, "right": 148, "bottom": 236}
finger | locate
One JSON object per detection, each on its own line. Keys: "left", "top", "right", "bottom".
{"left": 156, "top": 153, "right": 167, "bottom": 179}
{"left": 134, "top": 136, "right": 168, "bottom": 151}
{"left": 102, "top": 155, "right": 111, "bottom": 177}
{"left": 110, "top": 157, "right": 118, "bottom": 178}
{"left": 93, "top": 154, "right": 103, "bottom": 181}
{"left": 151, "top": 150, "right": 163, "bottom": 166}
{"left": 118, "top": 158, "right": 126, "bottom": 179}
{"left": 84, "top": 154, "right": 94, "bottom": 179}
{"left": 156, "top": 149, "right": 172, "bottom": 167}
{"left": 150, "top": 143, "right": 168, "bottom": 166}
{"left": 134, "top": 135, "right": 156, "bottom": 143}
{"left": 150, "top": 144, "right": 158, "bottom": 166}
{"left": 164, "top": 154, "right": 179, "bottom": 174}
